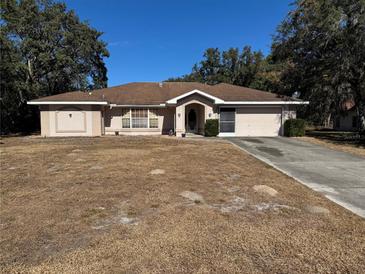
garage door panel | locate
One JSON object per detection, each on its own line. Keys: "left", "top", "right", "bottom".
{"left": 236, "top": 107, "right": 282, "bottom": 137}
{"left": 55, "top": 111, "right": 86, "bottom": 132}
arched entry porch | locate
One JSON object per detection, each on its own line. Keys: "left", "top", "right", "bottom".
{"left": 174, "top": 93, "right": 218, "bottom": 137}
{"left": 185, "top": 103, "right": 205, "bottom": 134}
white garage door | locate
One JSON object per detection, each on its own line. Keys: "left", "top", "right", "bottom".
{"left": 235, "top": 107, "right": 282, "bottom": 137}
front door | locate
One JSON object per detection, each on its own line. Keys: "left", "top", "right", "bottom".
{"left": 187, "top": 109, "right": 197, "bottom": 133}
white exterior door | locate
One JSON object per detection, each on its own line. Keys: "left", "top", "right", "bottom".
{"left": 235, "top": 107, "right": 282, "bottom": 137}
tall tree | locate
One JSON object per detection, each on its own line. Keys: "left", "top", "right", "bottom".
{"left": 249, "top": 55, "right": 285, "bottom": 93}
{"left": 234, "top": 46, "right": 264, "bottom": 87}
{"left": 272, "top": 0, "right": 365, "bottom": 132}
{"left": 0, "top": 0, "right": 109, "bottom": 133}
{"left": 221, "top": 48, "right": 239, "bottom": 84}
{"left": 167, "top": 46, "right": 281, "bottom": 93}
{"left": 195, "top": 48, "right": 223, "bottom": 85}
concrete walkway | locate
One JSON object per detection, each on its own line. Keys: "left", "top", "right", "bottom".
{"left": 226, "top": 137, "right": 365, "bottom": 218}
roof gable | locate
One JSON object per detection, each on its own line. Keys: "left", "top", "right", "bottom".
{"left": 166, "top": 89, "right": 224, "bottom": 104}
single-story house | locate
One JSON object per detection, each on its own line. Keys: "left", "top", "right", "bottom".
{"left": 27, "top": 82, "right": 308, "bottom": 137}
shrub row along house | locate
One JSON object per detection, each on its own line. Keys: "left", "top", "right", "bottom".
{"left": 27, "top": 82, "right": 308, "bottom": 137}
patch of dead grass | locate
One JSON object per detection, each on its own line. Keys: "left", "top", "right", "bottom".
{"left": 0, "top": 136, "right": 364, "bottom": 273}
{"left": 298, "top": 136, "right": 365, "bottom": 157}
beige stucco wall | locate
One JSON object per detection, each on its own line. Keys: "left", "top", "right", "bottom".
{"left": 103, "top": 107, "right": 175, "bottom": 135}
{"left": 103, "top": 94, "right": 218, "bottom": 137}
{"left": 159, "top": 107, "right": 175, "bottom": 133}
{"left": 40, "top": 105, "right": 102, "bottom": 137}
{"left": 40, "top": 106, "right": 50, "bottom": 137}
{"left": 39, "top": 102, "right": 299, "bottom": 137}
{"left": 175, "top": 94, "right": 218, "bottom": 136}
{"left": 92, "top": 107, "right": 102, "bottom": 136}
{"left": 104, "top": 108, "right": 123, "bottom": 132}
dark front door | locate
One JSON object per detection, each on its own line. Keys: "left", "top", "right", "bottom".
{"left": 187, "top": 109, "right": 197, "bottom": 132}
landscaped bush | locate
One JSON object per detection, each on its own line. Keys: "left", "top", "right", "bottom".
{"left": 204, "top": 119, "right": 219, "bottom": 137}
{"left": 284, "top": 118, "right": 306, "bottom": 137}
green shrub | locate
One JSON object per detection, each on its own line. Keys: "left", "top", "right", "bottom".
{"left": 284, "top": 118, "right": 306, "bottom": 137}
{"left": 204, "top": 119, "right": 219, "bottom": 137}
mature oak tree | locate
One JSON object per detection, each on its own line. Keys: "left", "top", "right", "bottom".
{"left": 272, "top": 0, "right": 365, "bottom": 132}
{"left": 0, "top": 0, "right": 109, "bottom": 133}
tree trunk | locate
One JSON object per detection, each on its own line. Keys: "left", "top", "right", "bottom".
{"left": 351, "top": 81, "right": 364, "bottom": 141}
{"left": 357, "top": 100, "right": 365, "bottom": 136}
{"left": 27, "top": 59, "right": 33, "bottom": 79}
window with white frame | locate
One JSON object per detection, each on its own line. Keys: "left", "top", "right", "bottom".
{"left": 149, "top": 109, "right": 158, "bottom": 128}
{"left": 121, "top": 108, "right": 159, "bottom": 129}
{"left": 121, "top": 109, "right": 130, "bottom": 128}
{"left": 131, "top": 109, "right": 148, "bottom": 128}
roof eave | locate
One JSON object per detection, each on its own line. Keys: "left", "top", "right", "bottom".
{"left": 220, "top": 101, "right": 309, "bottom": 105}
{"left": 27, "top": 101, "right": 108, "bottom": 105}
{"left": 109, "top": 104, "right": 166, "bottom": 108}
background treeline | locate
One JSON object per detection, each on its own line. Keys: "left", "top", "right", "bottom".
{"left": 167, "top": 47, "right": 284, "bottom": 95}
{"left": 0, "top": 0, "right": 109, "bottom": 133}
{"left": 1, "top": 0, "right": 364, "bottom": 134}
{"left": 169, "top": 0, "right": 365, "bottom": 132}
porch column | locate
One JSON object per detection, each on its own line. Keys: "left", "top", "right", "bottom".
{"left": 175, "top": 104, "right": 185, "bottom": 137}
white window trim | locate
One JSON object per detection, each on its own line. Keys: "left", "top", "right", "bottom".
{"left": 129, "top": 109, "right": 132, "bottom": 129}
{"left": 147, "top": 108, "right": 150, "bottom": 128}
{"left": 126, "top": 108, "right": 158, "bottom": 129}
{"left": 120, "top": 109, "right": 131, "bottom": 129}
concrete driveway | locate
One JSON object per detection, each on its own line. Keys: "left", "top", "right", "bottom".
{"left": 226, "top": 137, "right": 365, "bottom": 218}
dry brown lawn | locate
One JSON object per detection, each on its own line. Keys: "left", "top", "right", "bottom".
{"left": 0, "top": 136, "right": 364, "bottom": 273}
{"left": 298, "top": 136, "right": 365, "bottom": 157}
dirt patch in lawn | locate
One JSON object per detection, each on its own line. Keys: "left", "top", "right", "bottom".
{"left": 0, "top": 136, "right": 364, "bottom": 273}
{"left": 253, "top": 185, "right": 278, "bottom": 197}
{"left": 298, "top": 136, "right": 365, "bottom": 157}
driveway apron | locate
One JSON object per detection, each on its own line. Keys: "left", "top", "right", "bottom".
{"left": 226, "top": 137, "right": 365, "bottom": 218}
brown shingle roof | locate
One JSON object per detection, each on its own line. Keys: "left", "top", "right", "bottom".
{"left": 31, "top": 91, "right": 106, "bottom": 101}
{"left": 31, "top": 82, "right": 298, "bottom": 104}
